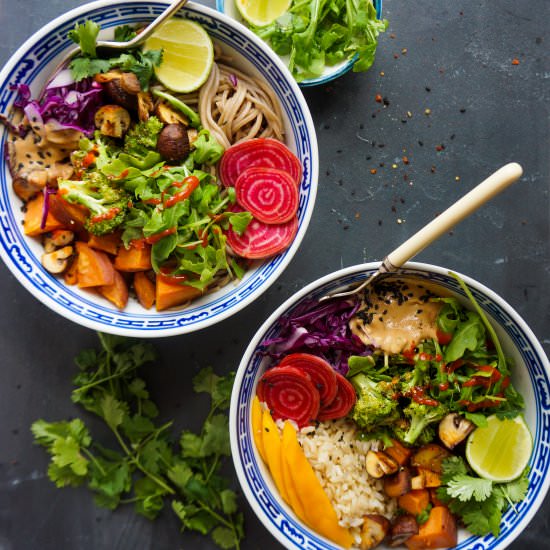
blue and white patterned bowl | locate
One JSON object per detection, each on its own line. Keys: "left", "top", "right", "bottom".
{"left": 230, "top": 262, "right": 550, "bottom": 550}
{"left": 0, "top": 0, "right": 318, "bottom": 336}
{"left": 216, "top": 0, "right": 383, "bottom": 87}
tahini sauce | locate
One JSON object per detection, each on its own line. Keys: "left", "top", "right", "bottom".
{"left": 349, "top": 278, "right": 445, "bottom": 354}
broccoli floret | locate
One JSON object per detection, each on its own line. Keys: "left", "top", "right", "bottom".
{"left": 402, "top": 401, "right": 448, "bottom": 445}
{"left": 124, "top": 116, "right": 164, "bottom": 157}
{"left": 350, "top": 373, "right": 400, "bottom": 431}
{"left": 58, "top": 172, "right": 130, "bottom": 236}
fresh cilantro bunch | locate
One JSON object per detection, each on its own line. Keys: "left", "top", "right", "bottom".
{"left": 31, "top": 334, "right": 244, "bottom": 549}
{"left": 255, "top": 0, "right": 388, "bottom": 82}
{"left": 436, "top": 456, "right": 529, "bottom": 537}
{"left": 68, "top": 21, "right": 162, "bottom": 90}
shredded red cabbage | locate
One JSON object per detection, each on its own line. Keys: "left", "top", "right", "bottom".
{"left": 11, "top": 72, "right": 104, "bottom": 136}
{"left": 40, "top": 186, "right": 57, "bottom": 229}
{"left": 260, "top": 298, "right": 372, "bottom": 375}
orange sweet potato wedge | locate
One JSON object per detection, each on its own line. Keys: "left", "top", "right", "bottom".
{"left": 155, "top": 276, "right": 201, "bottom": 311}
{"left": 75, "top": 241, "right": 116, "bottom": 288}
{"left": 88, "top": 231, "right": 122, "bottom": 256}
{"left": 133, "top": 272, "right": 155, "bottom": 310}
{"left": 115, "top": 244, "right": 152, "bottom": 272}
{"left": 405, "top": 506, "right": 457, "bottom": 550}
{"left": 23, "top": 194, "right": 66, "bottom": 236}
{"left": 98, "top": 269, "right": 129, "bottom": 310}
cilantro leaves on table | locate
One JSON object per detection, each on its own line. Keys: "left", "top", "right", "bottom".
{"left": 31, "top": 334, "right": 244, "bottom": 549}
{"left": 68, "top": 21, "right": 162, "bottom": 90}
{"left": 436, "top": 456, "right": 529, "bottom": 537}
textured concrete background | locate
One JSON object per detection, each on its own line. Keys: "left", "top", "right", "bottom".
{"left": 0, "top": 0, "right": 548, "bottom": 549}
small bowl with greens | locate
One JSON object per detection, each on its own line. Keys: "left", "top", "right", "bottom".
{"left": 230, "top": 262, "right": 550, "bottom": 549}
{"left": 216, "top": 0, "right": 387, "bottom": 86}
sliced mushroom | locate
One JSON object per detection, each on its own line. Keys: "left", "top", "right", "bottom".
{"left": 438, "top": 413, "right": 475, "bottom": 449}
{"left": 410, "top": 443, "right": 452, "bottom": 474}
{"left": 104, "top": 79, "right": 138, "bottom": 110}
{"left": 119, "top": 72, "right": 141, "bottom": 95}
{"left": 187, "top": 127, "right": 198, "bottom": 145}
{"left": 388, "top": 514, "right": 418, "bottom": 547}
{"left": 359, "top": 514, "right": 391, "bottom": 550}
{"left": 94, "top": 105, "right": 131, "bottom": 138}
{"left": 137, "top": 92, "right": 154, "bottom": 122}
{"left": 12, "top": 175, "right": 42, "bottom": 202}
{"left": 366, "top": 450, "right": 399, "bottom": 478}
{"left": 155, "top": 101, "right": 189, "bottom": 126}
{"left": 41, "top": 245, "right": 73, "bottom": 274}
{"left": 156, "top": 123, "right": 190, "bottom": 162}
{"left": 43, "top": 230, "right": 74, "bottom": 252}
{"left": 410, "top": 473, "right": 426, "bottom": 490}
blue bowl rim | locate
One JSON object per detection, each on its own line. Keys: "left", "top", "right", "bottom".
{"left": 215, "top": 0, "right": 384, "bottom": 87}
{"left": 0, "top": 0, "right": 319, "bottom": 337}
{"left": 229, "top": 260, "right": 550, "bottom": 549}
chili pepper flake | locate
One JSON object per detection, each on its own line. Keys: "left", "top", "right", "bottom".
{"left": 435, "top": 144, "right": 445, "bottom": 152}
{"left": 512, "top": 58, "right": 520, "bottom": 65}
{"left": 375, "top": 93, "right": 383, "bottom": 103}
{"left": 402, "top": 156, "right": 410, "bottom": 164}
{"left": 370, "top": 169, "right": 377, "bottom": 175}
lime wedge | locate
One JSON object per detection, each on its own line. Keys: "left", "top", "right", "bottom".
{"left": 144, "top": 19, "right": 214, "bottom": 94}
{"left": 465, "top": 414, "right": 532, "bottom": 482}
{"left": 235, "top": 0, "right": 291, "bottom": 27}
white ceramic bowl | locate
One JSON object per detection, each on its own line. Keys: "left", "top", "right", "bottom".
{"left": 0, "top": 0, "right": 318, "bottom": 336}
{"left": 230, "top": 262, "right": 550, "bottom": 550}
{"left": 216, "top": 0, "right": 383, "bottom": 87}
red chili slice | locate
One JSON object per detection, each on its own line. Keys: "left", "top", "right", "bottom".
{"left": 278, "top": 353, "right": 338, "bottom": 407}
{"left": 257, "top": 365, "right": 321, "bottom": 427}
{"left": 219, "top": 138, "right": 302, "bottom": 187}
{"left": 317, "top": 373, "right": 357, "bottom": 422}
{"left": 227, "top": 214, "right": 298, "bottom": 259}
{"left": 235, "top": 167, "right": 299, "bottom": 224}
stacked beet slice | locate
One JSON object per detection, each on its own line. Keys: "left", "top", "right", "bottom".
{"left": 256, "top": 353, "right": 357, "bottom": 427}
{"left": 219, "top": 138, "right": 303, "bottom": 259}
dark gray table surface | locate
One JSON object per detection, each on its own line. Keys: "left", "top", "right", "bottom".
{"left": 0, "top": 0, "right": 548, "bottom": 549}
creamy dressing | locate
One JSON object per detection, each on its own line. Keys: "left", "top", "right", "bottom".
{"left": 8, "top": 115, "right": 78, "bottom": 188}
{"left": 350, "top": 277, "right": 445, "bottom": 354}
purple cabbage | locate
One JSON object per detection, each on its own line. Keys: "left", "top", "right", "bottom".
{"left": 11, "top": 70, "right": 104, "bottom": 136}
{"left": 260, "top": 297, "right": 372, "bottom": 375}
{"left": 40, "top": 186, "right": 58, "bottom": 230}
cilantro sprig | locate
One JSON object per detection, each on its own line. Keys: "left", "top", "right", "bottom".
{"left": 436, "top": 456, "right": 529, "bottom": 537}
{"left": 31, "top": 333, "right": 244, "bottom": 549}
{"left": 68, "top": 21, "right": 162, "bottom": 90}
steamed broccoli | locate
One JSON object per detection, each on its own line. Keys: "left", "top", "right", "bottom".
{"left": 402, "top": 401, "right": 448, "bottom": 445}
{"left": 350, "top": 373, "right": 400, "bottom": 431}
{"left": 58, "top": 172, "right": 130, "bottom": 236}
{"left": 123, "top": 116, "right": 164, "bottom": 157}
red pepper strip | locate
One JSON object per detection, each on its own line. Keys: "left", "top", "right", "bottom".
{"left": 446, "top": 359, "right": 464, "bottom": 373}
{"left": 143, "top": 198, "right": 162, "bottom": 205}
{"left": 90, "top": 207, "right": 121, "bottom": 223}
{"left": 145, "top": 226, "right": 177, "bottom": 244}
{"left": 164, "top": 176, "right": 200, "bottom": 208}
{"left": 459, "top": 398, "right": 503, "bottom": 412}
{"left": 410, "top": 386, "right": 439, "bottom": 406}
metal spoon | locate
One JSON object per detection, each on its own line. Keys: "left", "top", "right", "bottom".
{"left": 319, "top": 162, "right": 523, "bottom": 301}
{"left": 41, "top": 0, "right": 189, "bottom": 92}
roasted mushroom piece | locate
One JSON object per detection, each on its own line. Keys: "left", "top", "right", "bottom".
{"left": 12, "top": 175, "right": 42, "bottom": 202}
{"left": 438, "top": 413, "right": 475, "bottom": 449}
{"left": 359, "top": 514, "right": 391, "bottom": 550}
{"left": 41, "top": 245, "right": 73, "bottom": 274}
{"left": 94, "top": 105, "right": 131, "bottom": 138}
{"left": 388, "top": 514, "right": 418, "bottom": 547}
{"left": 365, "top": 450, "right": 399, "bottom": 478}
{"left": 43, "top": 230, "right": 74, "bottom": 253}
{"left": 155, "top": 101, "right": 189, "bottom": 126}
{"left": 137, "top": 92, "right": 155, "bottom": 122}
{"left": 156, "top": 123, "right": 190, "bottom": 162}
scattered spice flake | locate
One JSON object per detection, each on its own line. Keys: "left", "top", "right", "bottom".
{"left": 424, "top": 108, "right": 432, "bottom": 115}
{"left": 425, "top": 86, "right": 431, "bottom": 92}
{"left": 394, "top": 54, "right": 399, "bottom": 59}
{"left": 380, "top": 71, "right": 385, "bottom": 77}
{"left": 455, "top": 176, "right": 461, "bottom": 181}
{"left": 512, "top": 58, "right": 520, "bottom": 65}
{"left": 383, "top": 97, "right": 390, "bottom": 106}
{"left": 375, "top": 93, "right": 383, "bottom": 103}
{"left": 402, "top": 156, "right": 409, "bottom": 164}
{"left": 392, "top": 164, "right": 398, "bottom": 169}
{"left": 397, "top": 218, "right": 404, "bottom": 224}
{"left": 431, "top": 165, "right": 436, "bottom": 173}
{"left": 390, "top": 33, "right": 396, "bottom": 39}
{"left": 407, "top": 111, "right": 413, "bottom": 118}
{"left": 355, "top": 212, "right": 361, "bottom": 220}
{"left": 435, "top": 144, "right": 445, "bottom": 152}
{"left": 460, "top": 108, "right": 466, "bottom": 113}
{"left": 370, "top": 169, "right": 377, "bottom": 175}
{"left": 401, "top": 48, "right": 408, "bottom": 54}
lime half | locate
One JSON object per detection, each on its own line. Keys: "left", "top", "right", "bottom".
{"left": 235, "top": 0, "right": 291, "bottom": 27}
{"left": 465, "top": 414, "right": 532, "bottom": 482}
{"left": 144, "top": 19, "right": 214, "bottom": 93}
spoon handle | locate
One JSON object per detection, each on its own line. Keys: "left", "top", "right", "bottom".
{"left": 386, "top": 162, "right": 523, "bottom": 268}
{"left": 98, "top": 0, "right": 189, "bottom": 49}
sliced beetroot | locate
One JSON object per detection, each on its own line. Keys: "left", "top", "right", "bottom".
{"left": 279, "top": 353, "right": 338, "bottom": 407}
{"left": 235, "top": 167, "right": 299, "bottom": 224}
{"left": 257, "top": 365, "right": 321, "bottom": 427}
{"left": 227, "top": 215, "right": 298, "bottom": 259}
{"left": 219, "top": 138, "right": 302, "bottom": 188}
{"left": 317, "top": 373, "right": 357, "bottom": 421}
